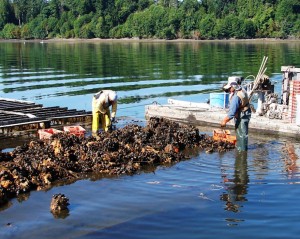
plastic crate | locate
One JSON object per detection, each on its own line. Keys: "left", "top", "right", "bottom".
{"left": 225, "top": 135, "right": 237, "bottom": 145}
{"left": 63, "top": 125, "right": 86, "bottom": 136}
{"left": 38, "top": 128, "right": 63, "bottom": 140}
{"left": 213, "top": 129, "right": 231, "bottom": 140}
{"left": 213, "top": 129, "right": 236, "bottom": 145}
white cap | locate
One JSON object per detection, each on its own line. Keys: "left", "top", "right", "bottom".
{"left": 108, "top": 91, "right": 117, "bottom": 101}
{"left": 223, "top": 77, "right": 240, "bottom": 90}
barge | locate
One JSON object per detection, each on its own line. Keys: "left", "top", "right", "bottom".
{"left": 146, "top": 62, "right": 300, "bottom": 138}
{"left": 0, "top": 98, "right": 92, "bottom": 136}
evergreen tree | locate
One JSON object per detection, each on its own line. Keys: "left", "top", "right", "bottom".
{"left": 0, "top": 0, "right": 299, "bottom": 40}
{"left": 0, "top": 0, "right": 15, "bottom": 29}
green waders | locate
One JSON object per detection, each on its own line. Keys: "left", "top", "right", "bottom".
{"left": 235, "top": 108, "right": 251, "bottom": 151}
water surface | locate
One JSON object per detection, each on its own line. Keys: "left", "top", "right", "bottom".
{"left": 1, "top": 40, "right": 300, "bottom": 238}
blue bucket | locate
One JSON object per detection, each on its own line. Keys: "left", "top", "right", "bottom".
{"left": 209, "top": 93, "right": 229, "bottom": 108}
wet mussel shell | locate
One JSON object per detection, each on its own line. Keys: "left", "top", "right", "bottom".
{"left": 50, "top": 193, "right": 70, "bottom": 219}
{"left": 0, "top": 117, "right": 235, "bottom": 206}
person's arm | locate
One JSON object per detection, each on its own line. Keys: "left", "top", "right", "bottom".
{"left": 221, "top": 116, "right": 231, "bottom": 127}
{"left": 111, "top": 100, "right": 117, "bottom": 118}
{"left": 227, "top": 95, "right": 240, "bottom": 119}
{"left": 221, "top": 95, "right": 240, "bottom": 127}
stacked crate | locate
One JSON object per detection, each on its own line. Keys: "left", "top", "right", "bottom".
{"left": 38, "top": 128, "right": 63, "bottom": 139}
{"left": 288, "top": 80, "right": 300, "bottom": 123}
{"left": 63, "top": 126, "right": 86, "bottom": 136}
{"left": 38, "top": 125, "right": 86, "bottom": 139}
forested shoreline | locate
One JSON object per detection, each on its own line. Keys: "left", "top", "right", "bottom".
{"left": 0, "top": 0, "right": 299, "bottom": 40}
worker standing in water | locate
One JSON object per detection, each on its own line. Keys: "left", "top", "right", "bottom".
{"left": 92, "top": 90, "right": 117, "bottom": 133}
{"left": 220, "top": 78, "right": 251, "bottom": 151}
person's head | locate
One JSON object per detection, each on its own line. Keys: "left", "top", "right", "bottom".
{"left": 108, "top": 91, "right": 117, "bottom": 103}
{"left": 223, "top": 77, "right": 241, "bottom": 92}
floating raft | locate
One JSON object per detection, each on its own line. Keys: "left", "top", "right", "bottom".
{"left": 0, "top": 98, "right": 92, "bottom": 135}
{"left": 145, "top": 99, "right": 300, "bottom": 138}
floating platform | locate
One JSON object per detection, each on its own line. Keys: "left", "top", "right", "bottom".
{"left": 145, "top": 99, "right": 300, "bottom": 138}
{"left": 0, "top": 98, "right": 92, "bottom": 136}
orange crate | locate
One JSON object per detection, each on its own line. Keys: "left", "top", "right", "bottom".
{"left": 225, "top": 135, "right": 237, "bottom": 145}
{"left": 63, "top": 125, "right": 86, "bottom": 136}
{"left": 213, "top": 129, "right": 236, "bottom": 145}
{"left": 213, "top": 129, "right": 230, "bottom": 141}
{"left": 38, "top": 128, "right": 63, "bottom": 140}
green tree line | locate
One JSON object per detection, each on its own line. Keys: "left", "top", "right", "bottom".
{"left": 0, "top": 0, "right": 299, "bottom": 40}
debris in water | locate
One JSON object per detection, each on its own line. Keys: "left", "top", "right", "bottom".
{"left": 50, "top": 193, "right": 70, "bottom": 219}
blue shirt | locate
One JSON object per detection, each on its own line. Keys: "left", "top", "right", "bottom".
{"left": 227, "top": 93, "right": 241, "bottom": 119}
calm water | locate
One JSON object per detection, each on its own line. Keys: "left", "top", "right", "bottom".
{"left": 1, "top": 40, "right": 300, "bottom": 239}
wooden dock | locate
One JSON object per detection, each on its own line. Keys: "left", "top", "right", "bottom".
{"left": 145, "top": 99, "right": 300, "bottom": 138}
{"left": 0, "top": 98, "right": 92, "bottom": 136}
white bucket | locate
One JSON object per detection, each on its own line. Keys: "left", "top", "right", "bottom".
{"left": 296, "top": 95, "right": 300, "bottom": 126}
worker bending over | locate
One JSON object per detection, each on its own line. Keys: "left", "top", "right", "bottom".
{"left": 220, "top": 78, "right": 251, "bottom": 151}
{"left": 92, "top": 90, "right": 117, "bottom": 133}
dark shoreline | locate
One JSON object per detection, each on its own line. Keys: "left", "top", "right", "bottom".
{"left": 1, "top": 38, "right": 300, "bottom": 44}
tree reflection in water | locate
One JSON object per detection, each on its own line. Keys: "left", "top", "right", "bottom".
{"left": 221, "top": 151, "right": 249, "bottom": 213}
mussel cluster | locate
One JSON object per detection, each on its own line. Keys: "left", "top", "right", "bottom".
{"left": 50, "top": 193, "right": 70, "bottom": 218}
{"left": 0, "top": 117, "right": 234, "bottom": 206}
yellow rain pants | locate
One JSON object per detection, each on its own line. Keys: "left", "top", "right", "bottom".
{"left": 92, "top": 111, "right": 111, "bottom": 133}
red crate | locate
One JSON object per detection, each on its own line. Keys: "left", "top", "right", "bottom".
{"left": 63, "top": 125, "right": 86, "bottom": 136}
{"left": 38, "top": 128, "right": 63, "bottom": 140}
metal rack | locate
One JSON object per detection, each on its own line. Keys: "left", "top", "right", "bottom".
{"left": 0, "top": 98, "right": 92, "bottom": 135}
